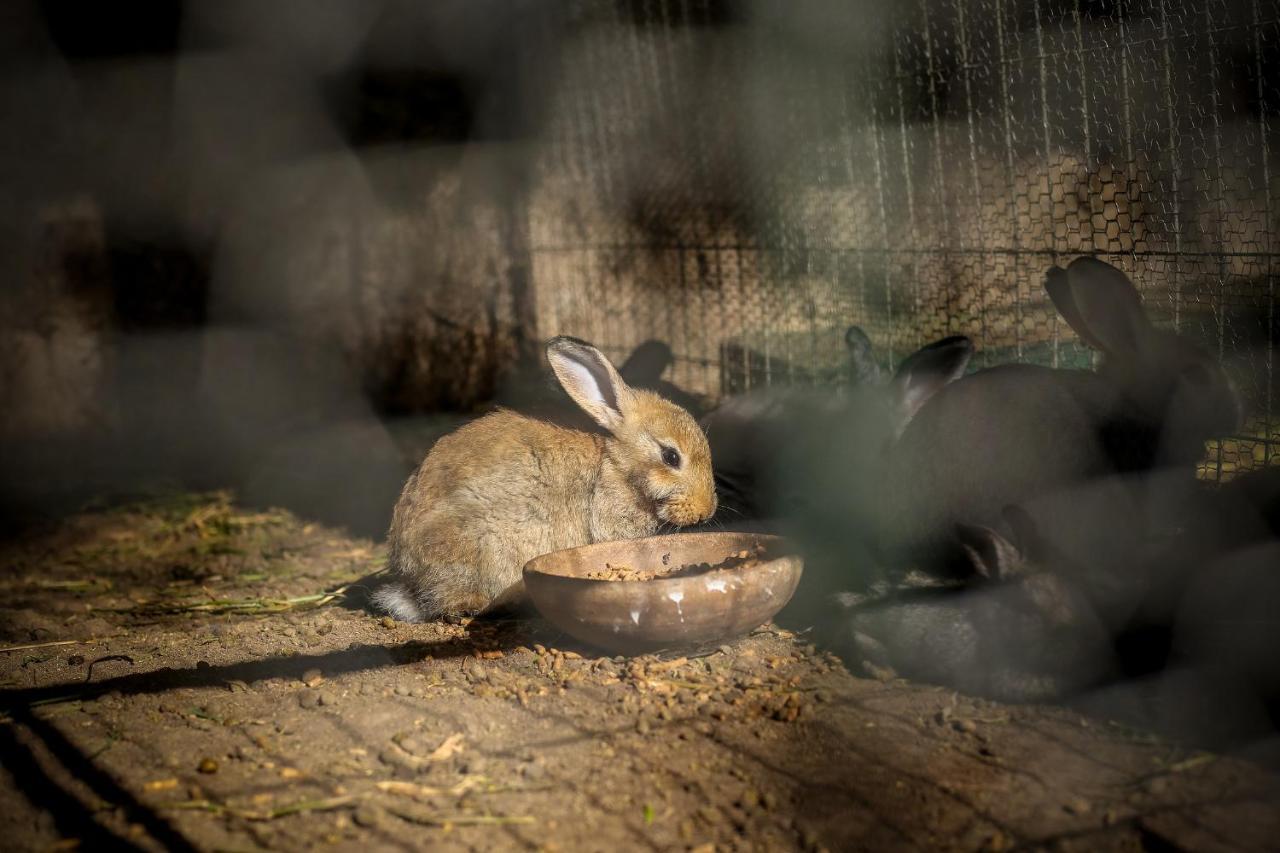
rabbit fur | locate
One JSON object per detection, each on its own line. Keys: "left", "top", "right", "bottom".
{"left": 375, "top": 336, "right": 716, "bottom": 622}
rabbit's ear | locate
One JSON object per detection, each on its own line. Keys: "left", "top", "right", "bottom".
{"left": 1001, "top": 504, "right": 1045, "bottom": 557}
{"left": 955, "top": 523, "right": 1026, "bottom": 581}
{"left": 547, "top": 336, "right": 634, "bottom": 431}
{"left": 844, "top": 326, "right": 881, "bottom": 385}
{"left": 889, "top": 335, "right": 973, "bottom": 427}
{"left": 619, "top": 339, "right": 674, "bottom": 386}
{"left": 1046, "top": 258, "right": 1150, "bottom": 357}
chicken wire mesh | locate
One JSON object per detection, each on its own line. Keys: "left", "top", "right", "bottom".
{"left": 522, "top": 0, "right": 1279, "bottom": 480}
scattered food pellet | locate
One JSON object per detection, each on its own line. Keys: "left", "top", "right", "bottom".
{"left": 352, "top": 806, "right": 383, "bottom": 829}
{"left": 196, "top": 758, "right": 218, "bottom": 774}
{"left": 1064, "top": 798, "right": 1091, "bottom": 816}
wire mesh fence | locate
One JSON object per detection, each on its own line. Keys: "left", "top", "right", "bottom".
{"left": 523, "top": 0, "right": 1279, "bottom": 479}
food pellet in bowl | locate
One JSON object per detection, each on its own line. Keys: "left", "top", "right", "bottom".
{"left": 584, "top": 543, "right": 768, "bottom": 582}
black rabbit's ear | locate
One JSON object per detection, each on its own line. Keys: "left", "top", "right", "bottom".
{"left": 889, "top": 335, "right": 974, "bottom": 429}
{"left": 547, "top": 336, "right": 633, "bottom": 431}
{"left": 1046, "top": 258, "right": 1150, "bottom": 357}
{"left": 844, "top": 326, "right": 881, "bottom": 385}
{"left": 955, "top": 523, "right": 1025, "bottom": 581}
{"left": 619, "top": 339, "right": 674, "bottom": 386}
{"left": 844, "top": 326, "right": 874, "bottom": 353}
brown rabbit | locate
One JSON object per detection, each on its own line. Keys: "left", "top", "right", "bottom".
{"left": 375, "top": 336, "right": 717, "bottom": 621}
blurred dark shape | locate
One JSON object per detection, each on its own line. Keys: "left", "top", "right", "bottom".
{"left": 704, "top": 331, "right": 971, "bottom": 523}
{"left": 702, "top": 334, "right": 972, "bottom": 632}
{"left": 40, "top": 0, "right": 184, "bottom": 58}
{"left": 196, "top": 328, "right": 411, "bottom": 538}
{"left": 619, "top": 339, "right": 675, "bottom": 386}
{"left": 615, "top": 0, "right": 742, "bottom": 28}
{"left": 0, "top": 0, "right": 552, "bottom": 538}
{"left": 1166, "top": 541, "right": 1280, "bottom": 757}
{"left": 619, "top": 339, "right": 711, "bottom": 418}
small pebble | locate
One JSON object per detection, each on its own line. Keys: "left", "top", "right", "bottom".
{"left": 317, "top": 691, "right": 336, "bottom": 707}
{"left": 952, "top": 719, "right": 977, "bottom": 734}
{"left": 297, "top": 690, "right": 320, "bottom": 710}
{"left": 352, "top": 806, "right": 383, "bottom": 829}
{"left": 1064, "top": 798, "right": 1091, "bottom": 816}
{"left": 380, "top": 617, "right": 396, "bottom": 629}
{"left": 197, "top": 758, "right": 218, "bottom": 774}
{"left": 302, "top": 669, "right": 323, "bottom": 687}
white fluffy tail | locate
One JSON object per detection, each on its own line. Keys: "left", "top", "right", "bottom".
{"left": 371, "top": 582, "right": 427, "bottom": 622}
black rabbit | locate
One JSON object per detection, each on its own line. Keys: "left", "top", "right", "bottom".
{"left": 880, "top": 258, "right": 1242, "bottom": 576}
{"left": 827, "top": 509, "right": 1115, "bottom": 703}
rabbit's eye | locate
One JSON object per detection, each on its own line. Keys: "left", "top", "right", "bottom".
{"left": 660, "top": 445, "right": 682, "bottom": 469}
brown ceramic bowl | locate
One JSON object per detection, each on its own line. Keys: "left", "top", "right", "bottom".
{"left": 522, "top": 531, "right": 802, "bottom": 656}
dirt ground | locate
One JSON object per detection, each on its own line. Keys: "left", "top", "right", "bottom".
{"left": 1, "top": 492, "right": 1278, "bottom": 852}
